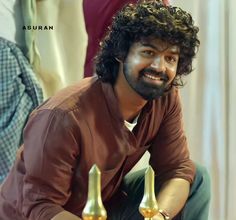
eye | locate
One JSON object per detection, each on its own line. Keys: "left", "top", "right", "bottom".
{"left": 141, "top": 50, "right": 155, "bottom": 57}
{"left": 165, "top": 56, "right": 178, "bottom": 63}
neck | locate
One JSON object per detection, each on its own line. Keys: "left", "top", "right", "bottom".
{"left": 114, "top": 67, "right": 147, "bottom": 122}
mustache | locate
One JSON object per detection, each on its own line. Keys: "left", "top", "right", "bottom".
{"left": 139, "top": 68, "right": 169, "bottom": 82}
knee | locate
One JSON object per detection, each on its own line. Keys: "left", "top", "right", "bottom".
{"left": 195, "top": 164, "right": 211, "bottom": 186}
{"left": 192, "top": 163, "right": 211, "bottom": 200}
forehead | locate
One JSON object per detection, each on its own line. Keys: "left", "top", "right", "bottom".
{"left": 131, "top": 37, "right": 180, "bottom": 53}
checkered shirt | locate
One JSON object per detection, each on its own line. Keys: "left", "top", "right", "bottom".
{"left": 0, "top": 37, "right": 43, "bottom": 183}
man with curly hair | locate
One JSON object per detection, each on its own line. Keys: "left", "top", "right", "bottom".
{"left": 0, "top": 1, "right": 210, "bottom": 220}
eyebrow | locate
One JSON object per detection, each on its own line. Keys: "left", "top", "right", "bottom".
{"left": 140, "top": 42, "right": 180, "bottom": 54}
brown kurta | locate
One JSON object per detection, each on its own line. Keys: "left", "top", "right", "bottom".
{"left": 0, "top": 77, "right": 195, "bottom": 220}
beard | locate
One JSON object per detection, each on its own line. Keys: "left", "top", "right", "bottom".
{"left": 123, "top": 65, "right": 169, "bottom": 101}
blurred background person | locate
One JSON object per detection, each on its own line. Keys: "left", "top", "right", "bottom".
{"left": 83, "top": 0, "right": 137, "bottom": 77}
{"left": 0, "top": 0, "right": 43, "bottom": 183}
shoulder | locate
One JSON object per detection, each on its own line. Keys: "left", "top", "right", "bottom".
{"left": 27, "top": 77, "right": 106, "bottom": 133}
{"left": 153, "top": 87, "right": 181, "bottom": 115}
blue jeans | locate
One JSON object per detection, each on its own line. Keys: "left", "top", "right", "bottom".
{"left": 105, "top": 163, "right": 211, "bottom": 220}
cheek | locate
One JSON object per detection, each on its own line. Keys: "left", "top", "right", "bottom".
{"left": 168, "top": 64, "right": 178, "bottom": 73}
{"left": 129, "top": 56, "right": 143, "bottom": 68}
{"left": 126, "top": 56, "right": 145, "bottom": 73}
{"left": 167, "top": 66, "right": 178, "bottom": 81}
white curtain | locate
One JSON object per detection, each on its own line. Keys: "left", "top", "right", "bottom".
{"left": 35, "top": 0, "right": 88, "bottom": 98}
{"left": 227, "top": 0, "right": 236, "bottom": 219}
{"left": 172, "top": 0, "right": 236, "bottom": 219}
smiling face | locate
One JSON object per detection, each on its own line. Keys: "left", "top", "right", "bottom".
{"left": 122, "top": 37, "right": 180, "bottom": 100}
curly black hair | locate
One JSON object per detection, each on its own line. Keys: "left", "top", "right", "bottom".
{"left": 95, "top": 0, "right": 200, "bottom": 87}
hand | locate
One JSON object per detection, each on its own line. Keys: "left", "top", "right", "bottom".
{"left": 153, "top": 212, "right": 165, "bottom": 220}
{"left": 51, "top": 211, "right": 81, "bottom": 220}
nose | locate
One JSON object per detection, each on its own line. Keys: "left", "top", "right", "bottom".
{"left": 150, "top": 56, "right": 166, "bottom": 72}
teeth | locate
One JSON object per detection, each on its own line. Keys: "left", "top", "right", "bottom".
{"left": 144, "top": 73, "right": 161, "bottom": 80}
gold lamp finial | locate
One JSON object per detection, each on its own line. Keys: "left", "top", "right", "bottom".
{"left": 139, "top": 166, "right": 158, "bottom": 220}
{"left": 82, "top": 164, "right": 107, "bottom": 220}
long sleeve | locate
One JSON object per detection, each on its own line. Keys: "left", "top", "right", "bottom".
{"left": 21, "top": 109, "right": 80, "bottom": 220}
{"left": 149, "top": 89, "right": 195, "bottom": 184}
